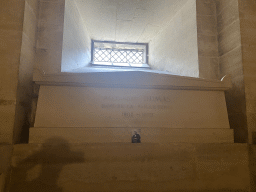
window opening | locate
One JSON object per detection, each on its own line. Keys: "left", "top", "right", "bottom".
{"left": 91, "top": 40, "right": 149, "bottom": 68}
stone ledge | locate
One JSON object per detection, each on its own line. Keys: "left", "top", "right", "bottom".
{"left": 29, "top": 128, "right": 234, "bottom": 144}
{"left": 8, "top": 143, "right": 249, "bottom": 192}
{"left": 33, "top": 69, "right": 232, "bottom": 91}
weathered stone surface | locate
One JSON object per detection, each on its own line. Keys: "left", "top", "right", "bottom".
{"left": 196, "top": 0, "right": 216, "bottom": 16}
{"left": 198, "top": 56, "right": 219, "bottom": 80}
{"left": 0, "top": 144, "right": 13, "bottom": 192}
{"left": 23, "top": 1, "right": 38, "bottom": 46}
{"left": 38, "top": 0, "right": 64, "bottom": 28}
{"left": 238, "top": 0, "right": 256, "bottom": 143}
{"left": 33, "top": 70, "right": 232, "bottom": 90}
{"left": 217, "top": 0, "right": 239, "bottom": 34}
{"left": 35, "top": 48, "right": 62, "bottom": 74}
{"left": 196, "top": 0, "right": 219, "bottom": 80}
{"left": 249, "top": 145, "right": 256, "bottom": 191}
{"left": 0, "top": 0, "right": 26, "bottom": 31}
{"left": 197, "top": 15, "right": 217, "bottom": 36}
{"left": 8, "top": 142, "right": 250, "bottom": 192}
{"left": 0, "top": 105, "right": 16, "bottom": 144}
{"left": 150, "top": 0, "right": 198, "bottom": 78}
{"left": 216, "top": 0, "right": 237, "bottom": 16}
{"left": 33, "top": 86, "right": 230, "bottom": 129}
{"left": 219, "top": 46, "right": 243, "bottom": 77}
{"left": 0, "top": 28, "right": 22, "bottom": 100}
{"left": 218, "top": 20, "right": 241, "bottom": 57}
{"left": 247, "top": 113, "right": 256, "bottom": 142}
{"left": 35, "top": 0, "right": 65, "bottom": 74}
{"left": 216, "top": 0, "right": 248, "bottom": 143}
{"left": 61, "top": 0, "right": 91, "bottom": 72}
{"left": 0, "top": 144, "right": 13, "bottom": 174}
{"left": 198, "top": 34, "right": 218, "bottom": 57}
{"left": 29, "top": 127, "right": 234, "bottom": 144}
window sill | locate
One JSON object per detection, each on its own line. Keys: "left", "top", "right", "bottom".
{"left": 91, "top": 62, "right": 150, "bottom": 69}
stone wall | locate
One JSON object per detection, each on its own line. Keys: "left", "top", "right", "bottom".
{"left": 0, "top": 145, "right": 13, "bottom": 192}
{"left": 35, "top": 0, "right": 65, "bottom": 74}
{"left": 13, "top": 0, "right": 40, "bottom": 144}
{"left": 238, "top": 0, "right": 256, "bottom": 144}
{"left": 0, "top": 0, "right": 39, "bottom": 190}
{"left": 197, "top": 0, "right": 219, "bottom": 80}
{"left": 216, "top": 0, "right": 248, "bottom": 143}
{"left": 61, "top": 0, "right": 91, "bottom": 72}
{"left": 149, "top": 0, "right": 199, "bottom": 78}
{"left": 8, "top": 143, "right": 250, "bottom": 192}
{"left": 0, "top": 0, "right": 25, "bottom": 144}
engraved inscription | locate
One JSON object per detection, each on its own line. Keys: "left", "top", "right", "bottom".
{"left": 101, "top": 104, "right": 134, "bottom": 109}
{"left": 143, "top": 96, "right": 171, "bottom": 102}
{"left": 137, "top": 104, "right": 169, "bottom": 109}
{"left": 101, "top": 95, "right": 171, "bottom": 119}
{"left": 122, "top": 112, "right": 134, "bottom": 118}
{"left": 122, "top": 112, "right": 154, "bottom": 118}
{"left": 103, "top": 96, "right": 139, "bottom": 101}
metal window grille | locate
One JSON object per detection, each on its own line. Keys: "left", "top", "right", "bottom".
{"left": 91, "top": 40, "right": 149, "bottom": 68}
{"left": 94, "top": 48, "right": 144, "bottom": 64}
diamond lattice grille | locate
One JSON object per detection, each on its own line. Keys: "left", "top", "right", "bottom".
{"left": 94, "top": 48, "right": 144, "bottom": 64}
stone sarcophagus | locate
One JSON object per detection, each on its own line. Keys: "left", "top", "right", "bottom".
{"left": 30, "top": 70, "right": 233, "bottom": 143}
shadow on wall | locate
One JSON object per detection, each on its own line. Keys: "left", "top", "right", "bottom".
{"left": 9, "top": 137, "right": 85, "bottom": 192}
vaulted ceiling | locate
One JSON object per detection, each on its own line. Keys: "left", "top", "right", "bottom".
{"left": 74, "top": 0, "right": 189, "bottom": 43}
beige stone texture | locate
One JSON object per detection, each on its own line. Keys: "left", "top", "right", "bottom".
{"left": 150, "top": 0, "right": 199, "bottom": 78}
{"left": 61, "top": 0, "right": 91, "bottom": 72}
{"left": 0, "top": 174, "right": 4, "bottom": 192}
{"left": 198, "top": 34, "right": 219, "bottom": 57}
{"left": 3, "top": 0, "right": 256, "bottom": 191}
{"left": 197, "top": 15, "right": 217, "bottom": 36}
{"left": 0, "top": 0, "right": 39, "bottom": 144}
{"left": 33, "top": 70, "right": 232, "bottom": 90}
{"left": 11, "top": 0, "right": 40, "bottom": 144}
{"left": 249, "top": 145, "right": 256, "bottom": 191}
{"left": 196, "top": 0, "right": 219, "bottom": 80}
{"left": 0, "top": 0, "right": 26, "bottom": 144}
{"left": 216, "top": 0, "right": 239, "bottom": 34}
{"left": 216, "top": 0, "right": 248, "bottom": 143}
{"left": 244, "top": 79, "right": 256, "bottom": 114}
{"left": 29, "top": 128, "right": 234, "bottom": 144}
{"left": 225, "top": 76, "right": 246, "bottom": 113}
{"left": 73, "top": 0, "right": 189, "bottom": 43}
{"left": 198, "top": 56, "right": 219, "bottom": 79}
{"left": 0, "top": 51, "right": 20, "bottom": 100}
{"left": 34, "top": 86, "right": 230, "bottom": 129}
{"left": 35, "top": 0, "right": 65, "bottom": 74}
{"left": 218, "top": 20, "right": 241, "bottom": 56}
{"left": 35, "top": 48, "right": 62, "bottom": 74}
{"left": 37, "top": 27, "right": 63, "bottom": 50}
{"left": 238, "top": 0, "right": 256, "bottom": 143}
{"left": 219, "top": 46, "right": 243, "bottom": 77}
{"left": 0, "top": 145, "right": 13, "bottom": 174}
{"left": 0, "top": 105, "right": 16, "bottom": 144}
{"left": 23, "top": 2, "right": 38, "bottom": 46}
{"left": 19, "top": 0, "right": 39, "bottom": 98}
{"left": 7, "top": 142, "right": 249, "bottom": 192}
{"left": 38, "top": 1, "right": 64, "bottom": 28}
{"left": 216, "top": 0, "right": 237, "bottom": 15}
{"left": 31, "top": 71, "right": 232, "bottom": 143}
{"left": 196, "top": 0, "right": 216, "bottom": 16}
{"left": 31, "top": 74, "right": 232, "bottom": 144}
{"left": 0, "top": 28, "right": 23, "bottom": 101}
{"left": 0, "top": 144, "right": 13, "bottom": 192}
{"left": 0, "top": 0, "right": 26, "bottom": 31}
{"left": 26, "top": 0, "right": 39, "bottom": 16}
{"left": 19, "top": 35, "right": 34, "bottom": 87}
